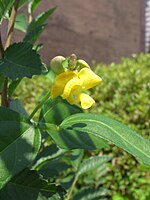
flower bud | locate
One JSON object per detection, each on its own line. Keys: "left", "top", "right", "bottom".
{"left": 50, "top": 56, "right": 65, "bottom": 74}
{"left": 76, "top": 59, "right": 90, "bottom": 71}
{"left": 68, "top": 54, "right": 77, "bottom": 70}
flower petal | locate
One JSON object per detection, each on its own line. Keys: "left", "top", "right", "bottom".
{"left": 78, "top": 68, "right": 102, "bottom": 90}
{"left": 78, "top": 93, "right": 95, "bottom": 109}
{"left": 66, "top": 92, "right": 79, "bottom": 105}
{"left": 62, "top": 77, "right": 82, "bottom": 99}
{"left": 51, "top": 71, "right": 77, "bottom": 99}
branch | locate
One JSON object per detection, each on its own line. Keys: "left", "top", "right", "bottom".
{"left": 5, "top": 0, "right": 20, "bottom": 49}
{"left": 67, "top": 176, "right": 78, "bottom": 200}
{"left": 0, "top": 28, "right": 8, "bottom": 106}
{"left": 1, "top": 0, "right": 20, "bottom": 107}
{"left": 0, "top": 32, "right": 4, "bottom": 58}
{"left": 1, "top": 79, "right": 8, "bottom": 107}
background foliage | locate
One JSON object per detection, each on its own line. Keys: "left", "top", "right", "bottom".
{"left": 14, "top": 53, "right": 150, "bottom": 199}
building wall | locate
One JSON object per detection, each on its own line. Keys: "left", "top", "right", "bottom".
{"left": 16, "top": 0, "right": 145, "bottom": 64}
{"left": 145, "top": 0, "right": 150, "bottom": 52}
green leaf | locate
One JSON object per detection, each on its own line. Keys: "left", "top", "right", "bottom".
{"left": 0, "top": 73, "right": 4, "bottom": 92}
{"left": 0, "top": 42, "right": 43, "bottom": 80}
{"left": 33, "top": 145, "right": 67, "bottom": 170}
{"left": 47, "top": 128, "right": 108, "bottom": 150}
{"left": 96, "top": 163, "right": 108, "bottom": 179}
{"left": 0, "top": 0, "right": 14, "bottom": 22}
{"left": 45, "top": 70, "right": 57, "bottom": 85}
{"left": 8, "top": 78, "right": 22, "bottom": 96}
{"left": 73, "top": 188, "right": 108, "bottom": 200}
{"left": 38, "top": 158, "right": 70, "bottom": 179}
{"left": 0, "top": 107, "right": 41, "bottom": 189}
{"left": 24, "top": 7, "right": 56, "bottom": 44}
{"left": 9, "top": 98, "right": 29, "bottom": 117}
{"left": 19, "top": 0, "right": 29, "bottom": 8}
{"left": 45, "top": 112, "right": 108, "bottom": 150}
{"left": 60, "top": 113, "right": 150, "bottom": 165}
{"left": 49, "top": 193, "right": 65, "bottom": 200}
{"left": 15, "top": 13, "right": 28, "bottom": 32}
{"left": 29, "top": 8, "right": 56, "bottom": 31}
{"left": 29, "top": 0, "right": 42, "bottom": 13}
{"left": 0, "top": 168, "right": 65, "bottom": 199}
{"left": 70, "top": 149, "right": 84, "bottom": 170}
{"left": 33, "top": 43, "right": 44, "bottom": 52}
{"left": 76, "top": 156, "right": 111, "bottom": 177}
{"left": 61, "top": 174, "right": 74, "bottom": 190}
{"left": 24, "top": 24, "right": 46, "bottom": 44}
{"left": 39, "top": 97, "right": 83, "bottom": 126}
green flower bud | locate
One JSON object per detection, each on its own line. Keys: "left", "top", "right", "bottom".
{"left": 76, "top": 59, "right": 90, "bottom": 71}
{"left": 50, "top": 56, "right": 65, "bottom": 74}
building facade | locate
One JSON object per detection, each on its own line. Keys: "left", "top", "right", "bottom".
{"left": 15, "top": 0, "right": 145, "bottom": 64}
{"left": 145, "top": 0, "right": 150, "bottom": 52}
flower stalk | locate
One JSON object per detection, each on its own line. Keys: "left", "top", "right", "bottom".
{"left": 29, "top": 91, "right": 50, "bottom": 120}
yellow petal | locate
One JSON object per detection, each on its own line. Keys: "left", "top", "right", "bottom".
{"left": 51, "top": 71, "right": 77, "bottom": 99}
{"left": 78, "top": 68, "right": 102, "bottom": 90}
{"left": 66, "top": 92, "right": 79, "bottom": 105}
{"left": 78, "top": 93, "right": 95, "bottom": 109}
{"left": 62, "top": 77, "right": 82, "bottom": 99}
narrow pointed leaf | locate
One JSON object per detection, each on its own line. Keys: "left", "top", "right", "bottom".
{"left": 77, "top": 156, "right": 111, "bottom": 177}
{"left": 0, "top": 107, "right": 41, "bottom": 189}
{"left": 39, "top": 98, "right": 108, "bottom": 150}
{"left": 47, "top": 127, "right": 108, "bottom": 150}
{"left": 24, "top": 8, "right": 56, "bottom": 44}
{"left": 0, "top": 0, "right": 14, "bottom": 22}
{"left": 59, "top": 113, "right": 150, "bottom": 165}
{"left": 30, "top": 0, "right": 42, "bottom": 13}
{"left": 19, "top": 0, "right": 29, "bottom": 8}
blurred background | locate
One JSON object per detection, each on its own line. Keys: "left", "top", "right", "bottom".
{"left": 13, "top": 0, "right": 146, "bottom": 64}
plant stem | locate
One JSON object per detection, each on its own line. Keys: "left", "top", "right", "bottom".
{"left": 5, "top": 0, "right": 20, "bottom": 49}
{"left": 0, "top": 30, "right": 8, "bottom": 106}
{"left": 1, "top": 0, "right": 20, "bottom": 107}
{"left": 28, "top": 13, "right": 33, "bottom": 23}
{"left": 67, "top": 176, "right": 78, "bottom": 200}
{"left": 1, "top": 79, "right": 9, "bottom": 107}
{"left": 0, "top": 33, "right": 4, "bottom": 57}
{"left": 29, "top": 92, "right": 50, "bottom": 120}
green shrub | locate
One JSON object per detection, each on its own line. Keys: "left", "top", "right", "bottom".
{"left": 91, "top": 54, "right": 150, "bottom": 136}
{"left": 89, "top": 53, "right": 150, "bottom": 199}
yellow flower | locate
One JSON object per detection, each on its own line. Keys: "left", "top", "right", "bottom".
{"left": 51, "top": 68, "right": 102, "bottom": 109}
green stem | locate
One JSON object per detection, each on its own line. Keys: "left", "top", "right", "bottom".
{"left": 37, "top": 122, "right": 58, "bottom": 131}
{"left": 29, "top": 91, "right": 50, "bottom": 120}
{"left": 1, "top": 79, "right": 9, "bottom": 107}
